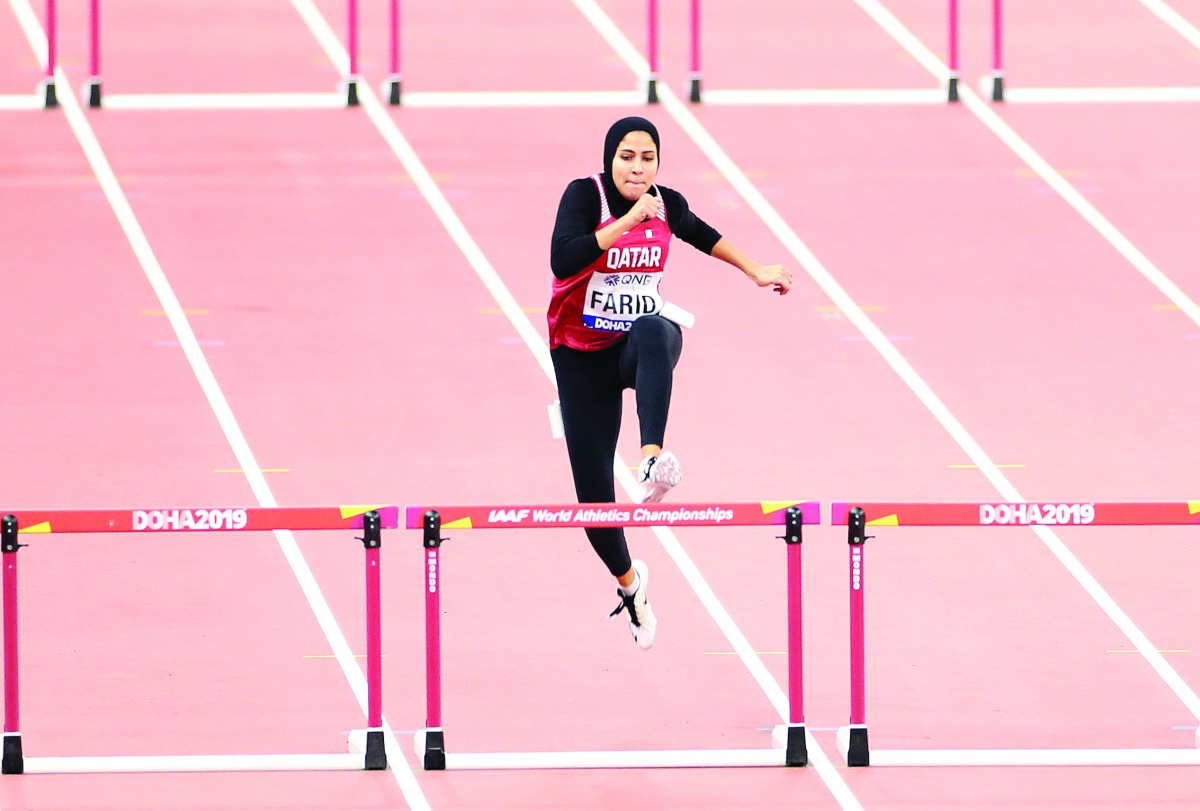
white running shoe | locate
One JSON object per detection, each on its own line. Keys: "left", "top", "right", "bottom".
{"left": 609, "top": 559, "right": 657, "bottom": 650}
{"left": 638, "top": 451, "right": 681, "bottom": 504}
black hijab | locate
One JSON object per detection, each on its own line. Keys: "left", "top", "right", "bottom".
{"left": 601, "top": 116, "right": 661, "bottom": 217}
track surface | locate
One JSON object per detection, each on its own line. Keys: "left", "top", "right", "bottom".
{"left": 3, "top": 0, "right": 1200, "bottom": 808}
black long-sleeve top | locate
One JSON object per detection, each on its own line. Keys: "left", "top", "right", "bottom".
{"left": 549, "top": 178, "right": 723, "bottom": 280}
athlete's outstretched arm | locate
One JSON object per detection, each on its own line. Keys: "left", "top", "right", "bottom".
{"left": 710, "top": 238, "right": 792, "bottom": 295}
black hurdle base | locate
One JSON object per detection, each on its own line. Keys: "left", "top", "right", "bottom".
{"left": 991, "top": 73, "right": 1005, "bottom": 102}
{"left": 785, "top": 724, "right": 807, "bottom": 767}
{"left": 2, "top": 734, "right": 23, "bottom": 775}
{"left": 838, "top": 725, "right": 870, "bottom": 767}
{"left": 422, "top": 729, "right": 445, "bottom": 770}
{"left": 364, "top": 730, "right": 387, "bottom": 770}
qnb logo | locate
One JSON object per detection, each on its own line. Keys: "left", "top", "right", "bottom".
{"left": 603, "top": 272, "right": 655, "bottom": 287}
{"left": 132, "top": 509, "right": 249, "bottom": 531}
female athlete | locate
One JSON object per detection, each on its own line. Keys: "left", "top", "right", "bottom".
{"left": 548, "top": 116, "right": 791, "bottom": 649}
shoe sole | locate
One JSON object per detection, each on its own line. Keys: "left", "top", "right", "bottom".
{"left": 641, "top": 455, "right": 681, "bottom": 504}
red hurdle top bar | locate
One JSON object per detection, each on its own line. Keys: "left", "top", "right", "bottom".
{"left": 2, "top": 506, "right": 400, "bottom": 534}
{"left": 830, "top": 502, "right": 1200, "bottom": 527}
{"left": 406, "top": 502, "right": 819, "bottom": 530}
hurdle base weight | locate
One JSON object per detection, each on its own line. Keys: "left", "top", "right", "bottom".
{"left": 947, "top": 75, "right": 959, "bottom": 103}
{"left": 688, "top": 75, "right": 702, "bottom": 103}
{"left": 347, "top": 728, "right": 389, "bottom": 770}
{"left": 343, "top": 77, "right": 361, "bottom": 107}
{"left": 990, "top": 72, "right": 1005, "bottom": 102}
{"left": 40, "top": 79, "right": 59, "bottom": 109}
{"left": 365, "top": 730, "right": 387, "bottom": 770}
{"left": 772, "top": 724, "right": 807, "bottom": 766}
{"left": 837, "top": 725, "right": 870, "bottom": 766}
{"left": 85, "top": 79, "right": 102, "bottom": 108}
{"left": 2, "top": 733, "right": 23, "bottom": 775}
{"left": 415, "top": 728, "right": 446, "bottom": 770}
{"left": 386, "top": 77, "right": 402, "bottom": 106}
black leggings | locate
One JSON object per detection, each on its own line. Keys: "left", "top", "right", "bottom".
{"left": 550, "top": 315, "right": 683, "bottom": 577}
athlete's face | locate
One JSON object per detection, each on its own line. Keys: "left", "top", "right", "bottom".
{"left": 610, "top": 131, "right": 658, "bottom": 201}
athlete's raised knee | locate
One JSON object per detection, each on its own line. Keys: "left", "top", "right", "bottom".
{"left": 630, "top": 314, "right": 675, "bottom": 341}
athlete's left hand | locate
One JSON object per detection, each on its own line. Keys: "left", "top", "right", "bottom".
{"left": 747, "top": 263, "right": 792, "bottom": 295}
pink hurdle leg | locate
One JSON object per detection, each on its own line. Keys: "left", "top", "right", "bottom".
{"left": 86, "top": 0, "right": 101, "bottom": 107}
{"left": 991, "top": 0, "right": 1005, "bottom": 100}
{"left": 688, "top": 0, "right": 701, "bottom": 102}
{"left": 783, "top": 506, "right": 807, "bottom": 766}
{"left": 363, "top": 523, "right": 386, "bottom": 769}
{"left": 2, "top": 516, "right": 23, "bottom": 774}
{"left": 787, "top": 543, "right": 803, "bottom": 725}
{"left": 422, "top": 512, "right": 445, "bottom": 769}
{"left": 947, "top": 0, "right": 960, "bottom": 101}
{"left": 843, "top": 507, "right": 870, "bottom": 766}
{"left": 647, "top": 0, "right": 659, "bottom": 102}
{"left": 387, "top": 0, "right": 402, "bottom": 104}
{"left": 366, "top": 548, "right": 381, "bottom": 726}
{"left": 345, "top": 0, "right": 360, "bottom": 105}
{"left": 425, "top": 548, "right": 441, "bottom": 730}
{"left": 43, "top": 0, "right": 58, "bottom": 107}
{"left": 849, "top": 543, "right": 865, "bottom": 725}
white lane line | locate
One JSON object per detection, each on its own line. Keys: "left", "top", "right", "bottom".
{"left": 1003, "top": 86, "right": 1200, "bottom": 103}
{"left": 1140, "top": 0, "right": 1200, "bottom": 50}
{"left": 698, "top": 88, "right": 945, "bottom": 105}
{"left": 101, "top": 92, "right": 344, "bottom": 110}
{"left": 99, "top": 90, "right": 644, "bottom": 110}
{"left": 0, "top": 93, "right": 43, "bottom": 110}
{"left": 400, "top": 90, "right": 644, "bottom": 107}
{"left": 845, "top": 0, "right": 1200, "bottom": 721}
{"left": 9, "top": 0, "right": 430, "bottom": 806}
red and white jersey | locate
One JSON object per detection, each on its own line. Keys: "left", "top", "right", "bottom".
{"left": 548, "top": 174, "right": 673, "bottom": 351}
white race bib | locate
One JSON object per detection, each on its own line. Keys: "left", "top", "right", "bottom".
{"left": 582, "top": 271, "right": 664, "bottom": 332}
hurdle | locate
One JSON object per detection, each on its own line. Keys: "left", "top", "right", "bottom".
{"left": 345, "top": 0, "right": 402, "bottom": 105}
{"left": 37, "top": 0, "right": 395, "bottom": 109}
{"left": 948, "top": 0, "right": 1003, "bottom": 102}
{"left": 0, "top": 506, "right": 393, "bottom": 775}
{"left": 30, "top": 0, "right": 100, "bottom": 107}
{"left": 829, "top": 501, "right": 1200, "bottom": 767}
{"left": 408, "top": 501, "right": 818, "bottom": 770}
{"left": 644, "top": 0, "right": 703, "bottom": 103}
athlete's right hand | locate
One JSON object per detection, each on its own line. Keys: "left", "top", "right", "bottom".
{"left": 628, "top": 192, "right": 662, "bottom": 223}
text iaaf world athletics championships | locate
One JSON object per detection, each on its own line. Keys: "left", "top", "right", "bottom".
{"left": 486, "top": 507, "right": 736, "bottom": 524}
